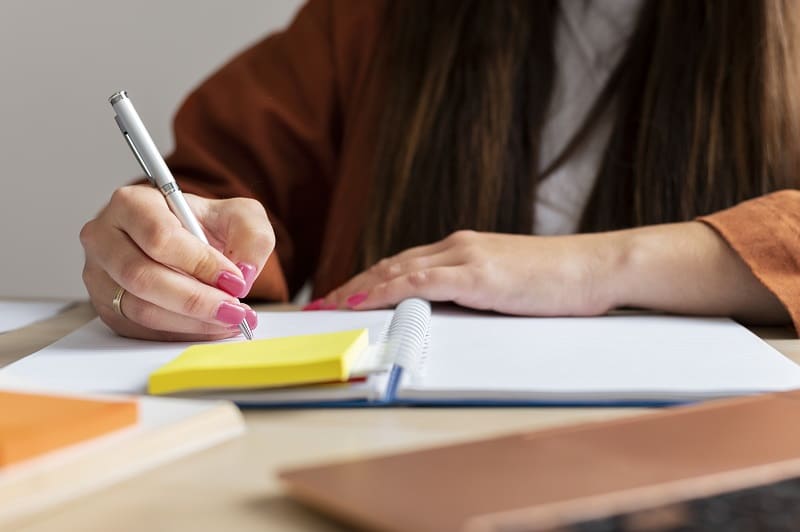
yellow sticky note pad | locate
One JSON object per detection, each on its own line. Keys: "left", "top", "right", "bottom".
{"left": 148, "top": 329, "right": 368, "bottom": 395}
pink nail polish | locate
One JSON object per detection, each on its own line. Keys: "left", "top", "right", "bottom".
{"left": 303, "top": 298, "right": 324, "bottom": 311}
{"left": 215, "top": 302, "right": 247, "bottom": 325}
{"left": 245, "top": 309, "right": 258, "bottom": 330}
{"left": 216, "top": 271, "right": 247, "bottom": 298}
{"left": 237, "top": 263, "right": 257, "bottom": 293}
{"left": 346, "top": 292, "right": 368, "bottom": 308}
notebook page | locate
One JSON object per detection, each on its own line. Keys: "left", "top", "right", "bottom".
{"left": 1, "top": 310, "right": 393, "bottom": 395}
{"left": 397, "top": 311, "right": 800, "bottom": 402}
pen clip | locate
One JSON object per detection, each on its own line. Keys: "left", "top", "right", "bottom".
{"left": 114, "top": 115, "right": 155, "bottom": 186}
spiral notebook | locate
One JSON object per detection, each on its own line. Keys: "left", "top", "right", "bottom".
{"left": 4, "top": 299, "right": 800, "bottom": 407}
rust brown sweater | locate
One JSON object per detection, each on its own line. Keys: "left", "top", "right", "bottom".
{"left": 165, "top": 0, "right": 800, "bottom": 332}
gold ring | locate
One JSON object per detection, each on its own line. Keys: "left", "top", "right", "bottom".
{"left": 112, "top": 286, "right": 127, "bottom": 319}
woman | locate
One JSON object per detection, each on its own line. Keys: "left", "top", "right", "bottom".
{"left": 80, "top": 0, "right": 800, "bottom": 341}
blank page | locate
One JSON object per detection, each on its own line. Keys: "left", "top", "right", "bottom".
{"left": 398, "top": 311, "right": 800, "bottom": 402}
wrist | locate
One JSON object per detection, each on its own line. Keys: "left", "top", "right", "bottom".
{"left": 607, "top": 221, "right": 706, "bottom": 312}
{"left": 586, "top": 229, "right": 637, "bottom": 313}
{"left": 606, "top": 228, "right": 644, "bottom": 311}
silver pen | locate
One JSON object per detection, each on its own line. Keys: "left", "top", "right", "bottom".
{"left": 109, "top": 90, "right": 253, "bottom": 340}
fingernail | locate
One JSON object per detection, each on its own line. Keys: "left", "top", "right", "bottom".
{"left": 215, "top": 301, "right": 247, "bottom": 325}
{"left": 245, "top": 309, "right": 258, "bottom": 330}
{"left": 346, "top": 292, "right": 368, "bottom": 308}
{"left": 303, "top": 298, "right": 324, "bottom": 311}
{"left": 237, "top": 263, "right": 257, "bottom": 293}
{"left": 216, "top": 271, "right": 247, "bottom": 298}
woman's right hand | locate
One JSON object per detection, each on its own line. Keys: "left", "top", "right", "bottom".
{"left": 80, "top": 185, "right": 275, "bottom": 341}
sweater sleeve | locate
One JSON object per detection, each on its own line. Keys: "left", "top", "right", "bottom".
{"left": 698, "top": 190, "right": 800, "bottom": 333}
{"left": 164, "top": 0, "right": 341, "bottom": 302}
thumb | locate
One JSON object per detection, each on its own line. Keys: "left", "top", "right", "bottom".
{"left": 188, "top": 195, "right": 276, "bottom": 297}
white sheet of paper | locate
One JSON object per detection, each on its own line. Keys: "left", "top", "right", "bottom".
{"left": 4, "top": 307, "right": 800, "bottom": 404}
{"left": 0, "top": 310, "right": 393, "bottom": 395}
{"left": 0, "top": 301, "right": 71, "bottom": 334}
{"left": 398, "top": 312, "right": 800, "bottom": 401}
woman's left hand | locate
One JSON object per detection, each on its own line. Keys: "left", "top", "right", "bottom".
{"left": 312, "top": 230, "right": 626, "bottom": 315}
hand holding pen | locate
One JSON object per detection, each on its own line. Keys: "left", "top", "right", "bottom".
{"left": 79, "top": 91, "right": 275, "bottom": 341}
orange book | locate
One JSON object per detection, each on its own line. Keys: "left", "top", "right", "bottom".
{"left": 0, "top": 391, "right": 137, "bottom": 467}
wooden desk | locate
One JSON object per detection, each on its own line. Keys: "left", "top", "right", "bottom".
{"left": 2, "top": 302, "right": 798, "bottom": 531}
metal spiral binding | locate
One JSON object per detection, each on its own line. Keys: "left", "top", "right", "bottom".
{"left": 383, "top": 298, "right": 432, "bottom": 379}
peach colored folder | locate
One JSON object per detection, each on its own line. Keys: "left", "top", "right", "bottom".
{"left": 0, "top": 391, "right": 137, "bottom": 467}
{"left": 281, "top": 391, "right": 800, "bottom": 531}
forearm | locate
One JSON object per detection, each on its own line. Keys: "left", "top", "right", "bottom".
{"left": 610, "top": 221, "right": 788, "bottom": 325}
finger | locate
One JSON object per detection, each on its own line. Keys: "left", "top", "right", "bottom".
{"left": 320, "top": 240, "right": 452, "bottom": 308}
{"left": 348, "top": 266, "right": 467, "bottom": 310}
{"left": 105, "top": 313, "right": 240, "bottom": 342}
{"left": 108, "top": 186, "right": 249, "bottom": 298}
{"left": 190, "top": 195, "right": 276, "bottom": 296}
{"left": 84, "top": 261, "right": 240, "bottom": 341}
{"left": 326, "top": 231, "right": 480, "bottom": 308}
{"left": 324, "top": 249, "right": 459, "bottom": 309}
{"left": 90, "top": 264, "right": 255, "bottom": 335}
{"left": 119, "top": 290, "right": 258, "bottom": 335}
{"left": 91, "top": 225, "right": 251, "bottom": 327}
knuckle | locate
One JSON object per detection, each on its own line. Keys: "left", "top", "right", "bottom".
{"left": 181, "top": 290, "right": 207, "bottom": 317}
{"left": 234, "top": 198, "right": 268, "bottom": 220}
{"left": 118, "top": 260, "right": 153, "bottom": 293}
{"left": 225, "top": 197, "right": 268, "bottom": 222}
{"left": 386, "top": 262, "right": 403, "bottom": 279}
{"left": 110, "top": 185, "right": 138, "bottom": 207}
{"left": 449, "top": 229, "right": 476, "bottom": 245}
{"left": 407, "top": 269, "right": 431, "bottom": 289}
{"left": 237, "top": 197, "right": 267, "bottom": 216}
{"left": 372, "top": 259, "right": 394, "bottom": 281}
{"left": 250, "top": 228, "right": 275, "bottom": 257}
{"left": 78, "top": 220, "right": 97, "bottom": 249}
{"left": 189, "top": 249, "right": 219, "bottom": 280}
{"left": 142, "top": 223, "right": 175, "bottom": 259}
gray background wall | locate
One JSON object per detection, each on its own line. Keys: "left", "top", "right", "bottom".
{"left": 0, "top": 0, "right": 303, "bottom": 299}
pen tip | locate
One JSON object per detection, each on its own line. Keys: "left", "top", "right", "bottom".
{"left": 240, "top": 320, "right": 253, "bottom": 341}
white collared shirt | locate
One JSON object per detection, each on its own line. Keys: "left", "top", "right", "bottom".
{"left": 534, "top": 0, "right": 643, "bottom": 235}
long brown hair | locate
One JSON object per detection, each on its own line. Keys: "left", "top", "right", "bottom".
{"left": 361, "top": 0, "right": 800, "bottom": 268}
